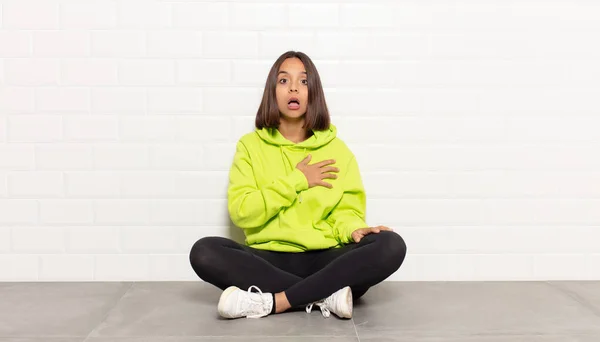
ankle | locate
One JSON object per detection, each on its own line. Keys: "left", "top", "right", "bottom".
{"left": 274, "top": 291, "right": 292, "bottom": 313}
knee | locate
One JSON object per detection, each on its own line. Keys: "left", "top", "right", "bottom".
{"left": 189, "top": 236, "right": 221, "bottom": 275}
{"left": 371, "top": 231, "right": 407, "bottom": 269}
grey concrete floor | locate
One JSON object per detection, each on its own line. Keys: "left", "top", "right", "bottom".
{"left": 1, "top": 281, "right": 600, "bottom": 341}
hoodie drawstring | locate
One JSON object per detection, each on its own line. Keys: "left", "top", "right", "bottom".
{"left": 280, "top": 146, "right": 307, "bottom": 203}
{"left": 279, "top": 146, "right": 290, "bottom": 171}
{"left": 279, "top": 146, "right": 307, "bottom": 172}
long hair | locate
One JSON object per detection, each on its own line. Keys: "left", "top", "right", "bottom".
{"left": 255, "top": 51, "right": 330, "bottom": 131}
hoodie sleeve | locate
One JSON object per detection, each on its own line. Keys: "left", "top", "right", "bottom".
{"left": 227, "top": 140, "right": 309, "bottom": 229}
{"left": 327, "top": 155, "right": 369, "bottom": 244}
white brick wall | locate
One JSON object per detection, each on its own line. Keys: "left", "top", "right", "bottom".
{"left": 1, "top": 0, "right": 600, "bottom": 281}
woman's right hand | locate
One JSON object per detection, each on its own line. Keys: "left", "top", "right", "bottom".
{"left": 296, "top": 154, "right": 339, "bottom": 189}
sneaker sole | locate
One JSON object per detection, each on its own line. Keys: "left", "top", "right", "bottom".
{"left": 339, "top": 286, "right": 353, "bottom": 319}
{"left": 217, "top": 286, "right": 239, "bottom": 318}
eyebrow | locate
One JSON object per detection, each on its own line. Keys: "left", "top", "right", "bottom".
{"left": 278, "top": 71, "right": 307, "bottom": 76}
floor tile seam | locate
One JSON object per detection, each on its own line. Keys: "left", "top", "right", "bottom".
{"left": 544, "top": 281, "right": 600, "bottom": 318}
{"left": 352, "top": 317, "right": 361, "bottom": 342}
{"left": 82, "top": 282, "right": 136, "bottom": 342}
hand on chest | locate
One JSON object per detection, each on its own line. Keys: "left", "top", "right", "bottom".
{"left": 256, "top": 147, "right": 344, "bottom": 205}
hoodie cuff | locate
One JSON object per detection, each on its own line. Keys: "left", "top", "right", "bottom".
{"left": 289, "top": 168, "right": 309, "bottom": 192}
{"left": 341, "top": 219, "right": 368, "bottom": 244}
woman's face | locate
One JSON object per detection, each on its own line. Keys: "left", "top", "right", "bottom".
{"left": 276, "top": 57, "right": 308, "bottom": 121}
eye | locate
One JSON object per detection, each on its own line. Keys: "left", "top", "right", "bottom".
{"left": 301, "top": 79, "right": 308, "bottom": 85}
{"left": 278, "top": 78, "right": 287, "bottom": 84}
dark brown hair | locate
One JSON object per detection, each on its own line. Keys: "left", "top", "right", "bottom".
{"left": 255, "top": 51, "right": 330, "bottom": 131}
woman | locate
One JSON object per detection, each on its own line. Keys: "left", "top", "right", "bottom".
{"left": 189, "top": 51, "right": 407, "bottom": 319}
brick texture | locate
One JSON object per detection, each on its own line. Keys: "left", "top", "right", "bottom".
{"left": 1, "top": 0, "right": 599, "bottom": 281}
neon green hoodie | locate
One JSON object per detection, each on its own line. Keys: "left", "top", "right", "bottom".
{"left": 227, "top": 123, "right": 368, "bottom": 252}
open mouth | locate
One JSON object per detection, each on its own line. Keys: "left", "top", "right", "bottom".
{"left": 288, "top": 97, "right": 300, "bottom": 110}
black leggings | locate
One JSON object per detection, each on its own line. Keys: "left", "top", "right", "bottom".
{"left": 189, "top": 231, "right": 407, "bottom": 307}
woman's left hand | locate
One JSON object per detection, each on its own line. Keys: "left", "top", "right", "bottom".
{"left": 351, "top": 225, "right": 394, "bottom": 243}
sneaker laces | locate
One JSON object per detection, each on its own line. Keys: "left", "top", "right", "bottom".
{"left": 305, "top": 300, "right": 331, "bottom": 318}
{"left": 242, "top": 285, "right": 271, "bottom": 319}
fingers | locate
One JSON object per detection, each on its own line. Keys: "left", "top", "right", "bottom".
{"left": 352, "top": 226, "right": 395, "bottom": 244}
{"left": 299, "top": 154, "right": 312, "bottom": 165}
{"left": 315, "top": 159, "right": 336, "bottom": 168}
{"left": 321, "top": 172, "right": 338, "bottom": 180}
{"left": 317, "top": 181, "right": 333, "bottom": 189}
{"left": 371, "top": 225, "right": 394, "bottom": 232}
{"left": 320, "top": 166, "right": 340, "bottom": 174}
{"left": 377, "top": 225, "right": 394, "bottom": 231}
{"left": 299, "top": 156, "right": 339, "bottom": 189}
{"left": 352, "top": 231, "right": 364, "bottom": 243}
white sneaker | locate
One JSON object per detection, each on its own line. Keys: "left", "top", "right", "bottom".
{"left": 305, "top": 286, "right": 353, "bottom": 319}
{"left": 217, "top": 285, "right": 273, "bottom": 319}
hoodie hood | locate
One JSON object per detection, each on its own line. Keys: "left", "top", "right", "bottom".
{"left": 255, "top": 124, "right": 337, "bottom": 150}
{"left": 255, "top": 124, "right": 337, "bottom": 173}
